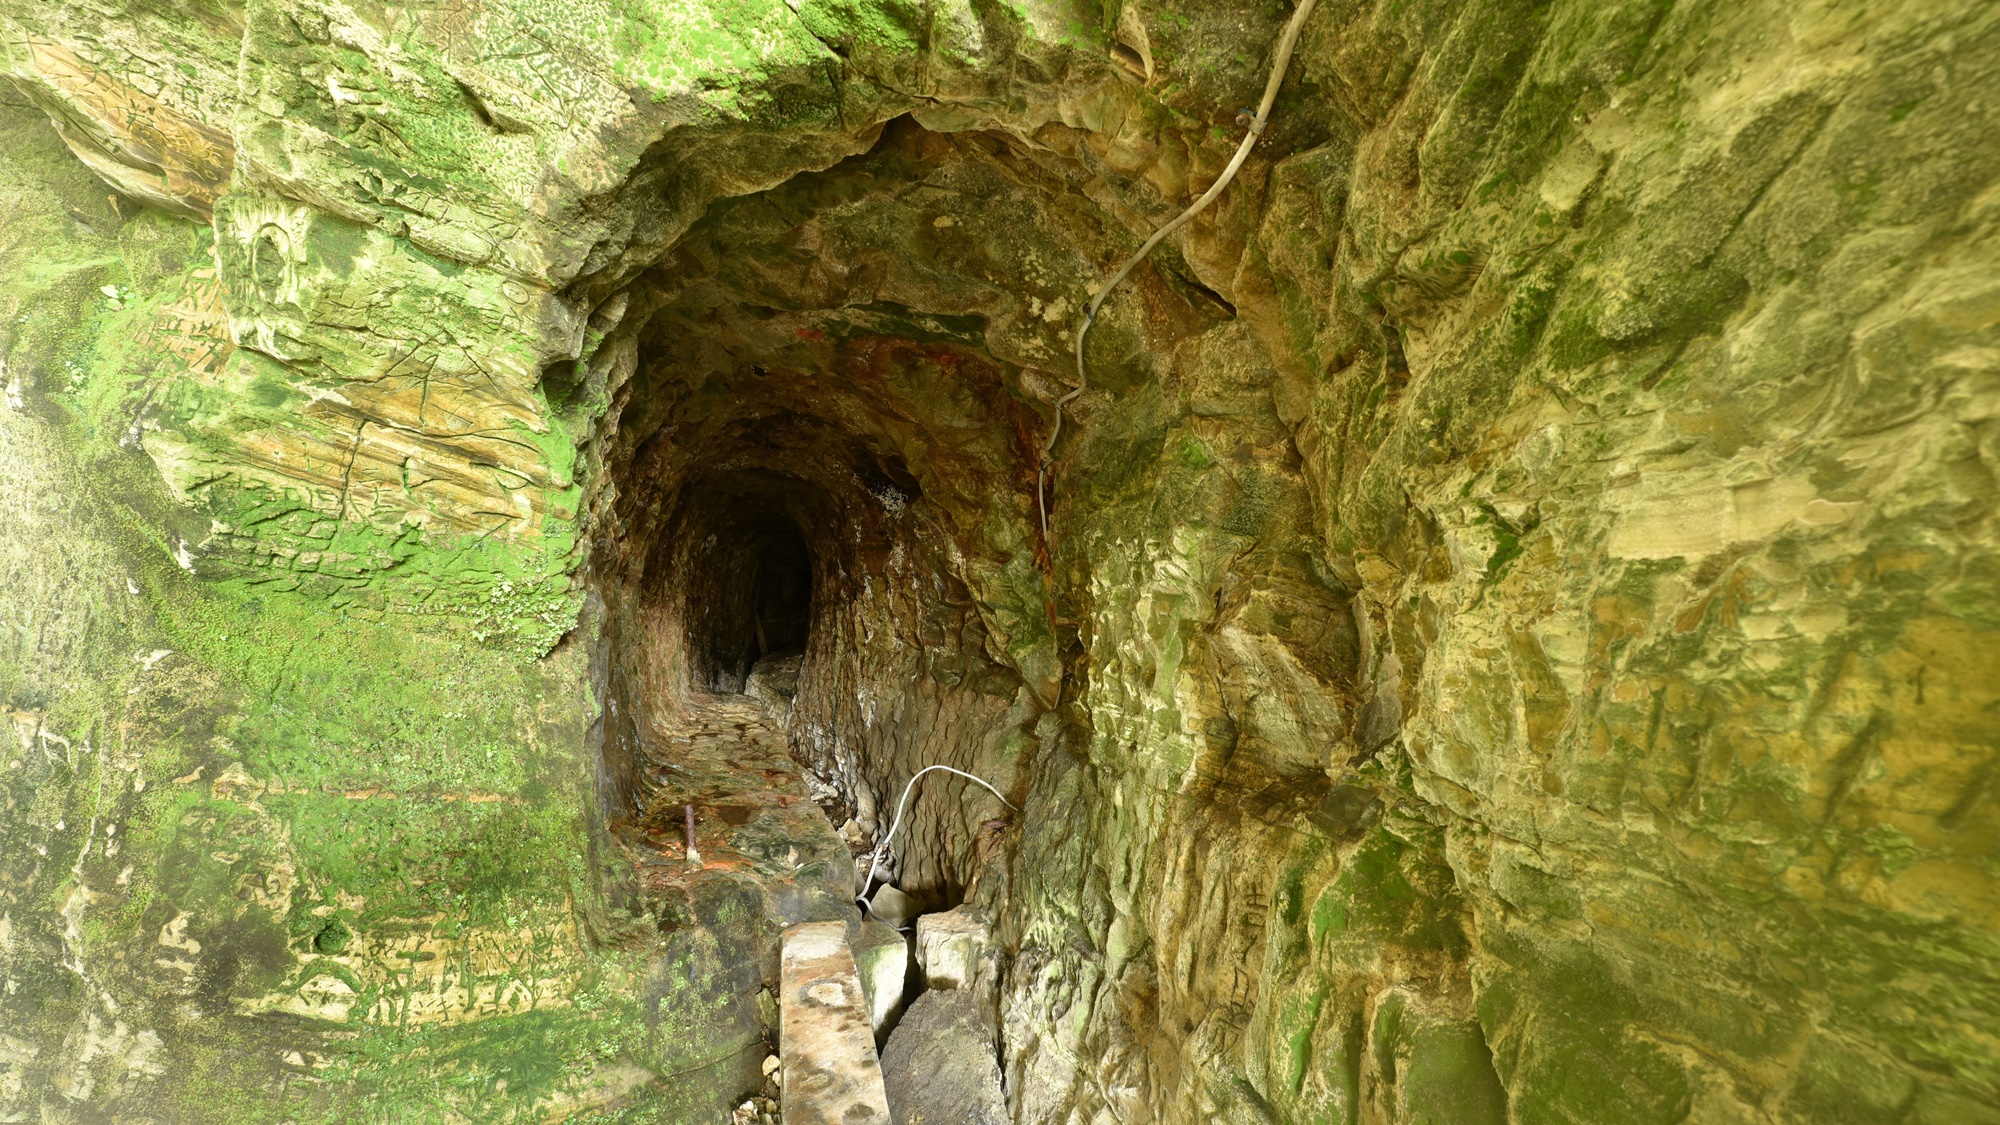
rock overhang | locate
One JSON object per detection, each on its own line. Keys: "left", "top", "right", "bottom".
{"left": 4, "top": 0, "right": 1997, "bottom": 1121}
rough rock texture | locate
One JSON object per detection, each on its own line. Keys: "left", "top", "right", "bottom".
{"left": 780, "top": 920, "right": 891, "bottom": 1125}
{"left": 879, "top": 988, "right": 1010, "bottom": 1125}
{"left": 2, "top": 0, "right": 1998, "bottom": 1122}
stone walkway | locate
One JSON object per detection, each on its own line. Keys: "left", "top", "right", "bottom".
{"left": 622, "top": 691, "right": 854, "bottom": 919}
{"left": 606, "top": 690, "right": 882, "bottom": 1123}
{"left": 781, "top": 921, "right": 892, "bottom": 1125}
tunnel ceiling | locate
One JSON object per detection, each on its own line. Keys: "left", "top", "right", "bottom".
{"left": 3, "top": 0, "right": 1999, "bottom": 1123}
{"left": 595, "top": 117, "right": 1225, "bottom": 635}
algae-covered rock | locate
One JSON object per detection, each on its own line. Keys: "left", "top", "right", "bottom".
{"left": 853, "top": 918, "right": 910, "bottom": 1038}
{"left": 1, "top": 0, "right": 1996, "bottom": 1121}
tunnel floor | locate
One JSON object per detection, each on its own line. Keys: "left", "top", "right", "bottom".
{"left": 613, "top": 689, "right": 853, "bottom": 925}
{"left": 606, "top": 676, "right": 899, "bottom": 1124}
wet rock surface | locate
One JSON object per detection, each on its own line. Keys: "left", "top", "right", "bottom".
{"left": 621, "top": 692, "right": 852, "bottom": 922}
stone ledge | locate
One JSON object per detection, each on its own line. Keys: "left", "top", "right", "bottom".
{"left": 781, "top": 921, "right": 891, "bottom": 1125}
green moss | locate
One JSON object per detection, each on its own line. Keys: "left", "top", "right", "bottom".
{"left": 1859, "top": 823, "right": 1923, "bottom": 877}
{"left": 1179, "top": 432, "right": 1216, "bottom": 469}
{"left": 296, "top": 980, "right": 661, "bottom": 1125}
{"left": 268, "top": 794, "right": 584, "bottom": 925}
{"left": 312, "top": 917, "right": 354, "bottom": 954}
{"left": 1477, "top": 933, "right": 1696, "bottom": 1125}
{"left": 1285, "top": 987, "right": 1329, "bottom": 1093}
{"left": 1311, "top": 891, "right": 1348, "bottom": 939}
{"left": 1787, "top": 1035, "right": 1917, "bottom": 1123}
{"left": 190, "top": 488, "right": 583, "bottom": 659}
{"left": 1400, "top": 1023, "right": 1509, "bottom": 1125}
{"left": 617, "top": 0, "right": 849, "bottom": 109}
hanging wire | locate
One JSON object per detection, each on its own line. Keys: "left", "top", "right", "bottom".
{"left": 856, "top": 765, "right": 1016, "bottom": 926}
{"left": 1036, "top": 0, "right": 1323, "bottom": 549}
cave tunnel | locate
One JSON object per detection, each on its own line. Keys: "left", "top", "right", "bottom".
{"left": 571, "top": 113, "right": 1372, "bottom": 1122}
{"left": 674, "top": 472, "right": 817, "bottom": 693}
{"left": 10, "top": 2, "right": 1988, "bottom": 1120}
{"left": 560, "top": 104, "right": 1389, "bottom": 1124}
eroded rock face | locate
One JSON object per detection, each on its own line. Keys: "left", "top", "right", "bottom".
{"left": 880, "top": 989, "right": 1009, "bottom": 1125}
{"left": 1, "top": 0, "right": 1997, "bottom": 1122}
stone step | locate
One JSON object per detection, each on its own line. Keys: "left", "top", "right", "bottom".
{"left": 781, "top": 921, "right": 893, "bottom": 1125}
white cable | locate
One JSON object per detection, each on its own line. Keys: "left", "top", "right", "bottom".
{"left": 856, "top": 765, "right": 1016, "bottom": 920}
{"left": 1037, "top": 0, "right": 1322, "bottom": 546}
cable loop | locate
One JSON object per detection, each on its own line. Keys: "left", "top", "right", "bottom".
{"left": 855, "top": 765, "right": 1016, "bottom": 929}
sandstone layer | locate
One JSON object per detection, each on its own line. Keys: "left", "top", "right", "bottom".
{"left": 1, "top": 1, "right": 1996, "bottom": 1123}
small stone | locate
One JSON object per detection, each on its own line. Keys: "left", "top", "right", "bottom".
{"left": 838, "top": 818, "right": 867, "bottom": 850}
{"left": 866, "top": 884, "right": 917, "bottom": 928}
{"left": 914, "top": 905, "right": 993, "bottom": 993}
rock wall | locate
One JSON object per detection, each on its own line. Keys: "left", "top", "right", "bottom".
{"left": 995, "top": 2, "right": 2000, "bottom": 1121}
{"left": 1, "top": 0, "right": 1996, "bottom": 1122}
{"left": 0, "top": 87, "right": 641, "bottom": 1122}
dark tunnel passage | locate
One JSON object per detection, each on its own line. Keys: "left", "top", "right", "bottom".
{"left": 558, "top": 107, "right": 1371, "bottom": 1125}
{"left": 748, "top": 525, "right": 812, "bottom": 658}
{"left": 678, "top": 476, "right": 816, "bottom": 693}
{"left": 587, "top": 376, "right": 1041, "bottom": 930}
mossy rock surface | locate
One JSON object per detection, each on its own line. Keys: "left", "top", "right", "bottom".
{"left": 3, "top": 0, "right": 2000, "bottom": 1121}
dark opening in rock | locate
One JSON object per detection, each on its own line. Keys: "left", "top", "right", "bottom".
{"left": 677, "top": 478, "right": 816, "bottom": 692}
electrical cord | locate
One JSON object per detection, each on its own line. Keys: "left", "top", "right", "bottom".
{"left": 1036, "top": 0, "right": 1323, "bottom": 547}
{"left": 855, "top": 765, "right": 1017, "bottom": 926}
